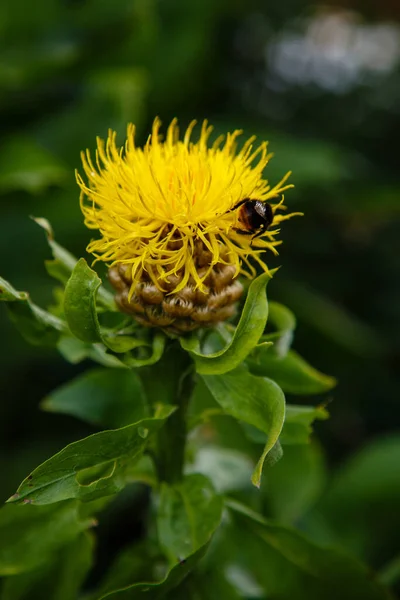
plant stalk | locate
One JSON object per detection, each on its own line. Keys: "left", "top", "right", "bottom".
{"left": 138, "top": 341, "right": 194, "bottom": 484}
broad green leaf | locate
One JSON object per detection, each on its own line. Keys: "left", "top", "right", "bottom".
{"left": 41, "top": 367, "right": 148, "bottom": 428}
{"left": 202, "top": 366, "right": 285, "bottom": 487}
{"left": 226, "top": 500, "right": 392, "bottom": 600}
{"left": 34, "top": 217, "right": 116, "bottom": 310}
{"left": 248, "top": 348, "right": 336, "bottom": 395}
{"left": 64, "top": 259, "right": 166, "bottom": 364}
{"left": 1, "top": 532, "right": 94, "bottom": 600}
{"left": 180, "top": 272, "right": 271, "bottom": 375}
{"left": 0, "top": 275, "right": 67, "bottom": 346}
{"left": 264, "top": 301, "right": 296, "bottom": 357}
{"left": 0, "top": 136, "right": 67, "bottom": 195}
{"left": 158, "top": 474, "right": 223, "bottom": 564}
{"left": 280, "top": 404, "right": 329, "bottom": 445}
{"left": 7, "top": 405, "right": 176, "bottom": 505}
{"left": 0, "top": 501, "right": 91, "bottom": 576}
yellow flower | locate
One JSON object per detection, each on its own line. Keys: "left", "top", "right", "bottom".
{"left": 77, "top": 118, "right": 297, "bottom": 298}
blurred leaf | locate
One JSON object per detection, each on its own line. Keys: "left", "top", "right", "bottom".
{"left": 172, "top": 569, "right": 243, "bottom": 600}
{"left": 57, "top": 336, "right": 128, "bottom": 369}
{"left": 181, "top": 272, "right": 271, "bottom": 374}
{"left": 0, "top": 275, "right": 67, "bottom": 346}
{"left": 1, "top": 531, "right": 93, "bottom": 600}
{"left": 266, "top": 132, "right": 353, "bottom": 187}
{"left": 7, "top": 405, "right": 176, "bottom": 505}
{"left": 41, "top": 367, "right": 148, "bottom": 428}
{"left": 263, "top": 300, "right": 296, "bottom": 357}
{"left": 88, "top": 67, "right": 148, "bottom": 127}
{"left": 280, "top": 404, "right": 329, "bottom": 445}
{"left": 332, "top": 186, "right": 400, "bottom": 216}
{"left": 264, "top": 443, "right": 326, "bottom": 523}
{"left": 248, "top": 347, "right": 336, "bottom": 395}
{"left": 95, "top": 547, "right": 207, "bottom": 600}
{"left": 278, "top": 281, "right": 385, "bottom": 358}
{"left": 0, "top": 137, "right": 67, "bottom": 195}
{"left": 186, "top": 446, "right": 253, "bottom": 493}
{"left": 227, "top": 500, "right": 392, "bottom": 600}
{"left": 92, "top": 474, "right": 222, "bottom": 597}
{"left": 315, "top": 435, "right": 400, "bottom": 560}
{"left": 158, "top": 474, "right": 223, "bottom": 564}
{"left": 202, "top": 365, "right": 285, "bottom": 487}
{"left": 0, "top": 501, "right": 91, "bottom": 576}
{"left": 379, "top": 555, "right": 400, "bottom": 588}
{"left": 89, "top": 539, "right": 163, "bottom": 599}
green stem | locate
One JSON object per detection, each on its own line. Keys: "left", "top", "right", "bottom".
{"left": 155, "top": 363, "right": 194, "bottom": 483}
{"left": 138, "top": 341, "right": 194, "bottom": 484}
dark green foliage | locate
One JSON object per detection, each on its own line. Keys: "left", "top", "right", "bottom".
{"left": 1, "top": 248, "right": 394, "bottom": 598}
{"left": 0, "top": 0, "right": 399, "bottom": 597}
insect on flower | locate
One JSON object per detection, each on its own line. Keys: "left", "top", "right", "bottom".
{"left": 231, "top": 199, "right": 274, "bottom": 239}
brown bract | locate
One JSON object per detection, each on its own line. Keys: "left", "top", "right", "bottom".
{"left": 108, "top": 240, "right": 243, "bottom": 334}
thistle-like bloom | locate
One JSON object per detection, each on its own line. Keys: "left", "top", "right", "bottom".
{"left": 77, "top": 119, "right": 298, "bottom": 333}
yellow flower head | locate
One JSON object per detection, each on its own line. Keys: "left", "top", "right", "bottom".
{"left": 77, "top": 118, "right": 298, "bottom": 296}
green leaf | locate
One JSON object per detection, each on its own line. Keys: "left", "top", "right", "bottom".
{"left": 90, "top": 477, "right": 222, "bottom": 598}
{"left": 280, "top": 404, "right": 329, "bottom": 445}
{"left": 248, "top": 348, "right": 336, "bottom": 395}
{"left": 41, "top": 367, "right": 148, "bottom": 428}
{"left": 264, "top": 301, "right": 296, "bottom": 357}
{"left": 64, "top": 258, "right": 103, "bottom": 344}
{"left": 264, "top": 443, "right": 326, "bottom": 523}
{"left": 0, "top": 275, "right": 67, "bottom": 346}
{"left": 180, "top": 272, "right": 271, "bottom": 375}
{"left": 96, "top": 547, "right": 207, "bottom": 599}
{"left": 90, "top": 540, "right": 163, "bottom": 599}
{"left": 57, "top": 337, "right": 128, "bottom": 369}
{"left": 226, "top": 500, "right": 392, "bottom": 600}
{"left": 158, "top": 474, "right": 223, "bottom": 564}
{"left": 121, "top": 331, "right": 167, "bottom": 368}
{"left": 1, "top": 532, "right": 94, "bottom": 600}
{"left": 7, "top": 405, "right": 176, "bottom": 505}
{"left": 202, "top": 366, "right": 286, "bottom": 487}
{"left": 0, "top": 501, "right": 91, "bottom": 576}
{"left": 316, "top": 435, "right": 400, "bottom": 560}
{"left": 172, "top": 570, "right": 243, "bottom": 600}
{"left": 34, "top": 217, "right": 116, "bottom": 310}
{"left": 33, "top": 217, "right": 78, "bottom": 284}
{"left": 0, "top": 136, "right": 67, "bottom": 195}
{"left": 64, "top": 259, "right": 166, "bottom": 364}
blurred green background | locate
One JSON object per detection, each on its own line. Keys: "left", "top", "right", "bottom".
{"left": 0, "top": 0, "right": 399, "bottom": 592}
